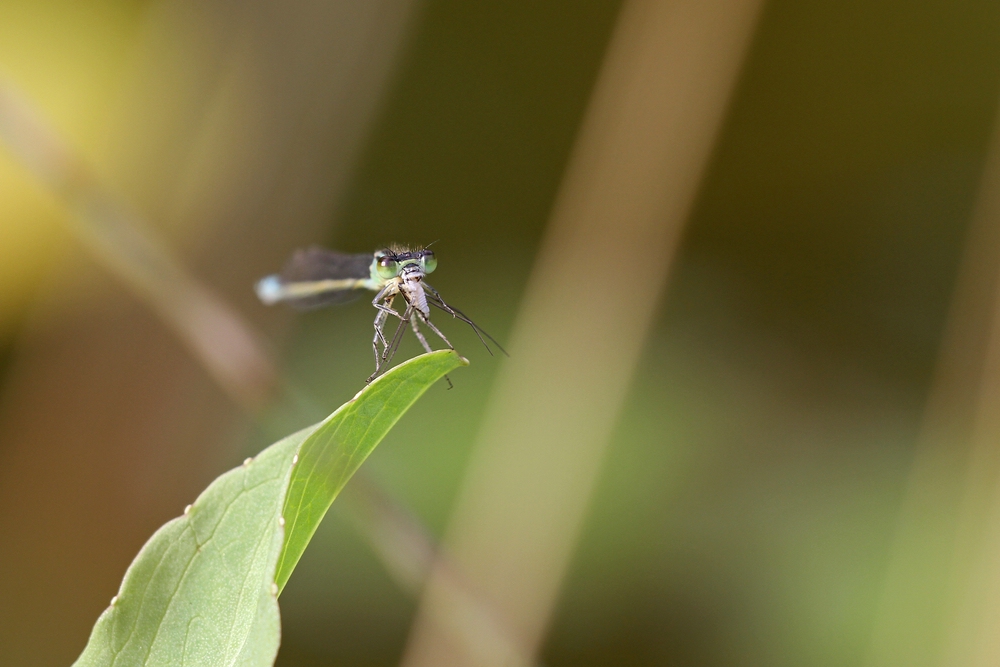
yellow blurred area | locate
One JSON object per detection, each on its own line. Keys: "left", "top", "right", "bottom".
{"left": 0, "top": 155, "right": 64, "bottom": 333}
{"left": 0, "top": 1, "right": 140, "bottom": 332}
{"left": 0, "top": 2, "right": 136, "bottom": 136}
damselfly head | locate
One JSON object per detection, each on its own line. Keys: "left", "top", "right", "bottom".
{"left": 374, "top": 247, "right": 437, "bottom": 281}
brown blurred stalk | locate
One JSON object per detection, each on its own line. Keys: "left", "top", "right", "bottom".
{"left": 866, "top": 101, "right": 1000, "bottom": 666}
{"left": 399, "top": 1, "right": 765, "bottom": 665}
{"left": 0, "top": 81, "right": 278, "bottom": 408}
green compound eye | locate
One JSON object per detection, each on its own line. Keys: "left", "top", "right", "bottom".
{"left": 376, "top": 255, "right": 398, "bottom": 280}
{"left": 421, "top": 250, "right": 437, "bottom": 274}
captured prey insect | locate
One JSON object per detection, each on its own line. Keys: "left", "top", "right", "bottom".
{"left": 255, "top": 245, "right": 506, "bottom": 383}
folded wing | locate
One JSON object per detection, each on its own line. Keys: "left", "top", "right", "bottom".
{"left": 256, "top": 247, "right": 375, "bottom": 309}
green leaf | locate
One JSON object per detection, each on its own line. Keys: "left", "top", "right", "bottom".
{"left": 275, "top": 349, "right": 466, "bottom": 590}
{"left": 73, "top": 350, "right": 464, "bottom": 667}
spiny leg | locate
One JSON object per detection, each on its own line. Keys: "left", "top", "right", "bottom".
{"left": 412, "top": 317, "right": 453, "bottom": 388}
{"left": 382, "top": 289, "right": 414, "bottom": 364}
{"left": 370, "top": 285, "right": 408, "bottom": 374}
{"left": 383, "top": 300, "right": 414, "bottom": 362}
{"left": 410, "top": 316, "right": 435, "bottom": 354}
{"left": 411, "top": 315, "right": 454, "bottom": 389}
{"left": 371, "top": 295, "right": 394, "bottom": 369}
{"left": 370, "top": 314, "right": 401, "bottom": 382}
{"left": 368, "top": 305, "right": 412, "bottom": 383}
{"left": 372, "top": 287, "right": 402, "bottom": 349}
{"left": 417, "top": 310, "right": 454, "bottom": 349}
{"left": 382, "top": 312, "right": 409, "bottom": 364}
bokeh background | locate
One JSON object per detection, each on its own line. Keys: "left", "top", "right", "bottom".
{"left": 2, "top": 1, "right": 1000, "bottom": 665}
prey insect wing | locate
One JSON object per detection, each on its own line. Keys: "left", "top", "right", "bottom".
{"left": 424, "top": 288, "right": 508, "bottom": 357}
{"left": 256, "top": 247, "right": 373, "bottom": 310}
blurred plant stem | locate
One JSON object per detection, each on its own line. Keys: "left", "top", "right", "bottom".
{"left": 866, "top": 95, "right": 1000, "bottom": 667}
{"left": 399, "top": 0, "right": 764, "bottom": 665}
{"left": 0, "top": 81, "right": 277, "bottom": 408}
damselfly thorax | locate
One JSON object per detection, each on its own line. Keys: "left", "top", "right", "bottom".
{"left": 256, "top": 246, "right": 505, "bottom": 383}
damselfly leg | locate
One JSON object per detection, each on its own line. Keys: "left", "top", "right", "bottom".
{"left": 416, "top": 310, "right": 454, "bottom": 350}
{"left": 367, "top": 289, "right": 459, "bottom": 384}
{"left": 368, "top": 304, "right": 412, "bottom": 383}
{"left": 370, "top": 284, "right": 407, "bottom": 371}
{"left": 371, "top": 300, "right": 391, "bottom": 368}
{"left": 411, "top": 311, "right": 455, "bottom": 389}
{"left": 410, "top": 316, "right": 435, "bottom": 355}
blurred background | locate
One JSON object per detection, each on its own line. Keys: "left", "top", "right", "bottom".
{"left": 2, "top": 0, "right": 1000, "bottom": 665}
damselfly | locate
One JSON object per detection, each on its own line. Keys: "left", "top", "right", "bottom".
{"left": 256, "top": 246, "right": 505, "bottom": 383}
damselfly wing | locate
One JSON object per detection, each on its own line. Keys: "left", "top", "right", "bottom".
{"left": 256, "top": 247, "right": 375, "bottom": 309}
